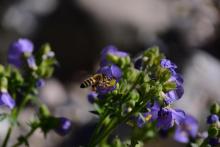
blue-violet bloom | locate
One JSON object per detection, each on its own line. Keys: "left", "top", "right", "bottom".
{"left": 54, "top": 117, "right": 72, "bottom": 136}
{"left": 8, "top": 38, "right": 34, "bottom": 68}
{"left": 161, "top": 59, "right": 184, "bottom": 104}
{"left": 174, "top": 115, "right": 198, "bottom": 143}
{"left": 161, "top": 59, "right": 177, "bottom": 69}
{"left": 96, "top": 65, "right": 122, "bottom": 95}
{"left": 36, "top": 79, "right": 45, "bottom": 88}
{"left": 157, "top": 108, "right": 185, "bottom": 130}
{"left": 0, "top": 91, "right": 15, "bottom": 109}
{"left": 164, "top": 85, "right": 184, "bottom": 104}
{"left": 27, "top": 56, "right": 37, "bottom": 70}
{"left": 101, "top": 45, "right": 128, "bottom": 66}
{"left": 137, "top": 101, "right": 160, "bottom": 128}
{"left": 87, "top": 92, "right": 98, "bottom": 104}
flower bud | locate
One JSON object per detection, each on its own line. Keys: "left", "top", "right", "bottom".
{"left": 207, "top": 114, "right": 219, "bottom": 124}
{"left": 54, "top": 117, "right": 72, "bottom": 136}
{"left": 208, "top": 126, "right": 219, "bottom": 137}
{"left": 210, "top": 103, "right": 220, "bottom": 114}
{"left": 39, "top": 104, "right": 50, "bottom": 118}
{"left": 0, "top": 77, "right": 8, "bottom": 90}
{"left": 87, "top": 92, "right": 98, "bottom": 104}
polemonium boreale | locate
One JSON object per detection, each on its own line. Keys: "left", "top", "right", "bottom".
{"left": 0, "top": 90, "right": 15, "bottom": 109}
{"left": 54, "top": 117, "right": 72, "bottom": 136}
{"left": 174, "top": 115, "right": 198, "bottom": 143}
{"left": 101, "top": 45, "right": 128, "bottom": 66}
{"left": 8, "top": 38, "right": 34, "bottom": 68}
{"left": 137, "top": 101, "right": 160, "bottom": 128}
{"left": 96, "top": 64, "right": 122, "bottom": 95}
{"left": 157, "top": 108, "right": 185, "bottom": 130}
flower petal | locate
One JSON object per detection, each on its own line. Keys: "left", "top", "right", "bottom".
{"left": 174, "top": 127, "right": 189, "bottom": 143}
{"left": 172, "top": 109, "right": 186, "bottom": 126}
{"left": 0, "top": 92, "right": 15, "bottom": 109}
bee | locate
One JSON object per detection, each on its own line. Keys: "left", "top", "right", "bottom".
{"left": 80, "top": 74, "right": 116, "bottom": 91}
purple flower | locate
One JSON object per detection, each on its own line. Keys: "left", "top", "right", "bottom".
{"left": 161, "top": 59, "right": 184, "bottom": 104}
{"left": 137, "top": 101, "right": 160, "bottom": 128}
{"left": 0, "top": 91, "right": 15, "bottom": 109}
{"left": 97, "top": 64, "right": 122, "bottom": 81}
{"left": 174, "top": 115, "right": 198, "bottom": 143}
{"left": 101, "top": 45, "right": 128, "bottom": 66}
{"left": 27, "top": 56, "right": 37, "bottom": 69}
{"left": 87, "top": 92, "right": 98, "bottom": 104}
{"left": 54, "top": 117, "right": 72, "bottom": 136}
{"left": 164, "top": 85, "right": 184, "bottom": 104}
{"left": 207, "top": 114, "right": 219, "bottom": 124}
{"left": 95, "top": 64, "right": 122, "bottom": 94}
{"left": 161, "top": 58, "right": 178, "bottom": 76}
{"left": 157, "top": 108, "right": 185, "bottom": 130}
{"left": 169, "top": 73, "right": 184, "bottom": 86}
{"left": 42, "top": 51, "right": 55, "bottom": 60}
{"left": 8, "top": 38, "right": 34, "bottom": 68}
{"left": 161, "top": 59, "right": 177, "bottom": 69}
{"left": 36, "top": 79, "right": 45, "bottom": 88}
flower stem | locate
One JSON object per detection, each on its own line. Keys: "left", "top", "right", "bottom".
{"left": 12, "top": 126, "right": 38, "bottom": 147}
{"left": 1, "top": 95, "right": 31, "bottom": 147}
{"left": 2, "top": 126, "right": 13, "bottom": 147}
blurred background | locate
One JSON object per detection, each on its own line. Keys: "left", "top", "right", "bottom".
{"left": 0, "top": 0, "right": 220, "bottom": 146}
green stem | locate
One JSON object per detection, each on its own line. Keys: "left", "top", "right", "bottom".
{"left": 89, "top": 117, "right": 118, "bottom": 147}
{"left": 88, "top": 69, "right": 149, "bottom": 146}
{"left": 2, "top": 126, "right": 13, "bottom": 147}
{"left": 1, "top": 96, "right": 31, "bottom": 147}
{"left": 12, "top": 126, "right": 38, "bottom": 147}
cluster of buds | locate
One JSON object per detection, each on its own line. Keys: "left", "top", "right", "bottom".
{"left": 205, "top": 103, "right": 220, "bottom": 146}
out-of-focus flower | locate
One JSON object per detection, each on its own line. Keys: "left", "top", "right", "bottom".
{"left": 36, "top": 79, "right": 45, "bottom": 88}
{"left": 157, "top": 108, "right": 185, "bottom": 130}
{"left": 208, "top": 137, "right": 220, "bottom": 146}
{"left": 137, "top": 101, "right": 160, "bottom": 128}
{"left": 27, "top": 56, "right": 37, "bottom": 70}
{"left": 174, "top": 115, "right": 198, "bottom": 143}
{"left": 134, "top": 58, "right": 143, "bottom": 70}
{"left": 8, "top": 38, "right": 34, "bottom": 68}
{"left": 207, "top": 114, "right": 219, "bottom": 124}
{"left": 42, "top": 51, "right": 55, "bottom": 60}
{"left": 87, "top": 92, "right": 98, "bottom": 104}
{"left": 101, "top": 45, "right": 128, "bottom": 66}
{"left": 0, "top": 91, "right": 15, "bottom": 109}
{"left": 54, "top": 117, "right": 72, "bottom": 136}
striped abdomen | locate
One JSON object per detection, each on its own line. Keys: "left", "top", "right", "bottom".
{"left": 80, "top": 74, "right": 102, "bottom": 88}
